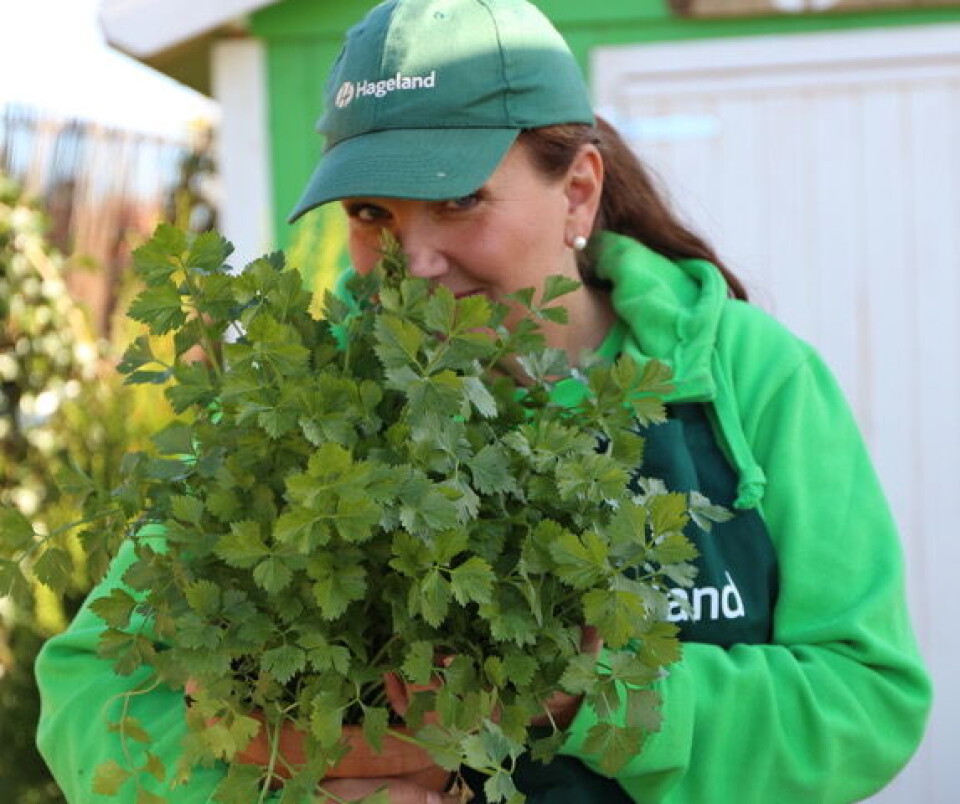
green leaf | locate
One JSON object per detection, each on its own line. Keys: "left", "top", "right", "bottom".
{"left": 518, "top": 519, "right": 563, "bottom": 575}
{"left": 274, "top": 508, "right": 329, "bottom": 550}
{"left": 648, "top": 492, "right": 690, "bottom": 536}
{"left": 689, "top": 490, "right": 732, "bottom": 532}
{"left": 469, "top": 445, "right": 516, "bottom": 495}
{"left": 176, "top": 614, "right": 222, "bottom": 651}
{"left": 405, "top": 371, "right": 465, "bottom": 419}
{"left": 483, "top": 769, "right": 520, "bottom": 803}
{"left": 650, "top": 531, "right": 698, "bottom": 565}
{"left": 32, "top": 546, "right": 73, "bottom": 590}
{"left": 398, "top": 476, "right": 461, "bottom": 534}
{"left": 501, "top": 653, "right": 537, "bottom": 688}
{"left": 257, "top": 405, "right": 298, "bottom": 439}
{"left": 624, "top": 687, "right": 663, "bottom": 733}
{"left": 132, "top": 223, "right": 185, "bottom": 282}
{"left": 529, "top": 730, "right": 567, "bottom": 765}
{"left": 165, "top": 363, "right": 217, "bottom": 413}
{"left": 0, "top": 559, "right": 30, "bottom": 603}
{"left": 462, "top": 720, "right": 516, "bottom": 768}
{"left": 117, "top": 335, "right": 170, "bottom": 384}
{"left": 308, "top": 552, "right": 367, "bottom": 620}
{"left": 127, "top": 280, "right": 187, "bottom": 335}
{"left": 450, "top": 557, "right": 495, "bottom": 606}
{"left": 185, "top": 230, "right": 233, "bottom": 272}
{"left": 630, "top": 395, "right": 667, "bottom": 426}
{"left": 136, "top": 787, "right": 168, "bottom": 804}
{"left": 638, "top": 358, "right": 675, "bottom": 394}
{"left": 401, "top": 641, "right": 435, "bottom": 686}
{"left": 309, "top": 696, "right": 345, "bottom": 747}
{"left": 581, "top": 722, "right": 646, "bottom": 775}
{"left": 538, "top": 305, "right": 569, "bottom": 325}
{"left": 462, "top": 376, "right": 498, "bottom": 418}
{"left": 55, "top": 463, "right": 97, "bottom": 502}
{"left": 480, "top": 593, "right": 537, "bottom": 647}
{"left": 0, "top": 506, "right": 36, "bottom": 554}
{"left": 548, "top": 530, "right": 609, "bottom": 590}
{"left": 375, "top": 314, "right": 425, "bottom": 368}
{"left": 361, "top": 705, "right": 390, "bottom": 754}
{"left": 559, "top": 653, "right": 600, "bottom": 695}
{"left": 171, "top": 495, "right": 204, "bottom": 525}
{"left": 416, "top": 567, "right": 451, "bottom": 627}
{"left": 663, "top": 561, "right": 698, "bottom": 588}
{"left": 184, "top": 579, "right": 221, "bottom": 617}
{"left": 209, "top": 765, "right": 263, "bottom": 802}
{"left": 144, "top": 457, "right": 191, "bottom": 482}
{"left": 261, "top": 643, "right": 306, "bottom": 684}
{"left": 582, "top": 588, "right": 646, "bottom": 649}
{"left": 540, "top": 275, "right": 581, "bottom": 305}
{"left": 215, "top": 521, "right": 269, "bottom": 568}
{"left": 301, "top": 632, "right": 351, "bottom": 676}
{"left": 92, "top": 759, "right": 132, "bottom": 795}
{"left": 424, "top": 285, "right": 456, "bottom": 334}
{"left": 150, "top": 421, "right": 195, "bottom": 456}
{"left": 483, "top": 656, "right": 506, "bottom": 689}
{"left": 253, "top": 556, "right": 294, "bottom": 595}
{"left": 506, "top": 287, "right": 535, "bottom": 311}
{"left": 637, "top": 621, "right": 682, "bottom": 667}
{"left": 90, "top": 588, "right": 138, "bottom": 629}
{"left": 107, "top": 716, "right": 153, "bottom": 745}
{"left": 198, "top": 721, "right": 240, "bottom": 761}
{"left": 206, "top": 488, "right": 241, "bottom": 522}
{"left": 334, "top": 494, "right": 381, "bottom": 543}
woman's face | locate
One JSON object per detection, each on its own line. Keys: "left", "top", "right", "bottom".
{"left": 341, "top": 142, "right": 611, "bottom": 357}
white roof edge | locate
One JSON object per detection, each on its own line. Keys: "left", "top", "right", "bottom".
{"left": 98, "top": 0, "right": 279, "bottom": 57}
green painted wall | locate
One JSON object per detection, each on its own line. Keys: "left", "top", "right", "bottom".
{"left": 250, "top": 0, "right": 960, "bottom": 288}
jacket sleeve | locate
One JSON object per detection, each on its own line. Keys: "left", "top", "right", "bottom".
{"left": 35, "top": 540, "right": 219, "bottom": 802}
{"left": 34, "top": 538, "right": 303, "bottom": 803}
{"left": 559, "top": 308, "right": 932, "bottom": 803}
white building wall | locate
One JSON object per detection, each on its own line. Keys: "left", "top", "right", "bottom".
{"left": 593, "top": 24, "right": 960, "bottom": 802}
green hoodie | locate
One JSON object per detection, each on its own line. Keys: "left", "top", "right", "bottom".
{"left": 34, "top": 233, "right": 931, "bottom": 803}
{"left": 553, "top": 233, "right": 932, "bottom": 802}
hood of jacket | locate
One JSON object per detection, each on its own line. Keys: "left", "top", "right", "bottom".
{"left": 594, "top": 232, "right": 766, "bottom": 509}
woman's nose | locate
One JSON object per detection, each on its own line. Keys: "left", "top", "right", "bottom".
{"left": 394, "top": 222, "right": 449, "bottom": 279}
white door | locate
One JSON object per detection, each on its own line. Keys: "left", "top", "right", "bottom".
{"left": 592, "top": 24, "right": 960, "bottom": 803}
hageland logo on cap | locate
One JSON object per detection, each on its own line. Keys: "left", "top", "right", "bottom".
{"left": 334, "top": 70, "right": 437, "bottom": 108}
{"left": 334, "top": 82, "right": 356, "bottom": 108}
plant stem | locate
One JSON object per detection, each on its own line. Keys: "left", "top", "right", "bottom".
{"left": 19, "top": 507, "right": 123, "bottom": 564}
{"left": 179, "top": 262, "right": 225, "bottom": 382}
{"left": 256, "top": 719, "right": 283, "bottom": 804}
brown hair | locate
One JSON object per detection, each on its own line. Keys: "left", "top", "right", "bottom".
{"left": 518, "top": 117, "right": 748, "bottom": 301}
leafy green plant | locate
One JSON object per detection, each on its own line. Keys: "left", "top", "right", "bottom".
{"left": 0, "top": 171, "right": 175, "bottom": 804}
{"left": 4, "top": 224, "right": 720, "bottom": 803}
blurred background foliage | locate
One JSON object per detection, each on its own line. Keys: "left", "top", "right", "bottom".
{"left": 0, "top": 107, "right": 218, "bottom": 802}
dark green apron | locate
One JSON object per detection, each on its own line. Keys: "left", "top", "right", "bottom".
{"left": 462, "top": 403, "right": 779, "bottom": 801}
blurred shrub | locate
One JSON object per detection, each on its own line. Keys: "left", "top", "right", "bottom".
{"left": 0, "top": 172, "right": 172, "bottom": 802}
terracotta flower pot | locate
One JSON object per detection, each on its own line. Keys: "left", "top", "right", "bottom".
{"left": 184, "top": 677, "right": 449, "bottom": 790}
{"left": 235, "top": 710, "right": 450, "bottom": 791}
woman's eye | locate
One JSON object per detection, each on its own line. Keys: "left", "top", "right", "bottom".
{"left": 442, "top": 192, "right": 482, "bottom": 212}
{"left": 343, "top": 202, "right": 387, "bottom": 223}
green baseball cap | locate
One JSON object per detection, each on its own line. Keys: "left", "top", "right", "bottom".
{"left": 288, "top": 0, "right": 594, "bottom": 222}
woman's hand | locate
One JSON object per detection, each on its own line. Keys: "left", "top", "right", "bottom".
{"left": 318, "top": 777, "right": 458, "bottom": 803}
{"left": 384, "top": 627, "right": 601, "bottom": 733}
{"left": 530, "top": 626, "right": 602, "bottom": 729}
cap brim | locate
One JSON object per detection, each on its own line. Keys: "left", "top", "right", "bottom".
{"left": 288, "top": 127, "right": 520, "bottom": 222}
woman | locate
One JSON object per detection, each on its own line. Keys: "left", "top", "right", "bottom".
{"left": 37, "top": 0, "right": 931, "bottom": 802}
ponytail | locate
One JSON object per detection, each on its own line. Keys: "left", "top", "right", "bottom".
{"left": 519, "top": 118, "right": 748, "bottom": 300}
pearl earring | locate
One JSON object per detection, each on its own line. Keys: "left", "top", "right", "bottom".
{"left": 572, "top": 235, "right": 588, "bottom": 251}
